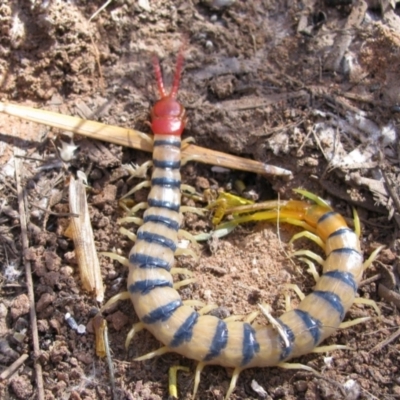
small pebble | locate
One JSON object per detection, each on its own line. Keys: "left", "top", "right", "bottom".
{"left": 65, "top": 313, "right": 78, "bottom": 330}
{"left": 251, "top": 379, "right": 268, "bottom": 398}
{"left": 58, "top": 140, "right": 79, "bottom": 162}
{"left": 294, "top": 380, "right": 308, "bottom": 392}
{"left": 211, "top": 166, "right": 230, "bottom": 173}
{"left": 65, "top": 313, "right": 86, "bottom": 334}
{"left": 77, "top": 325, "right": 86, "bottom": 334}
{"left": 204, "top": 0, "right": 236, "bottom": 8}
{"left": 203, "top": 289, "right": 212, "bottom": 300}
{"left": 205, "top": 40, "right": 214, "bottom": 50}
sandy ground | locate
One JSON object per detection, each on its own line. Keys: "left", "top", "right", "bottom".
{"left": 0, "top": 1, "right": 400, "bottom": 399}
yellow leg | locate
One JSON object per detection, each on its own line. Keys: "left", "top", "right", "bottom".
{"left": 122, "top": 180, "right": 151, "bottom": 200}
{"left": 118, "top": 226, "right": 137, "bottom": 242}
{"left": 125, "top": 160, "right": 153, "bottom": 179}
{"left": 119, "top": 199, "right": 133, "bottom": 213}
{"left": 217, "top": 213, "right": 316, "bottom": 235}
{"left": 207, "top": 197, "right": 228, "bottom": 226}
{"left": 290, "top": 231, "right": 325, "bottom": 250}
{"left": 101, "top": 291, "right": 130, "bottom": 311}
{"left": 278, "top": 218, "right": 317, "bottom": 233}
{"left": 198, "top": 304, "right": 219, "bottom": 315}
{"left": 285, "top": 283, "right": 306, "bottom": 300}
{"left": 175, "top": 247, "right": 199, "bottom": 261}
{"left": 339, "top": 317, "right": 371, "bottom": 330}
{"left": 353, "top": 297, "right": 381, "bottom": 316}
{"left": 169, "top": 365, "right": 190, "bottom": 399}
{"left": 180, "top": 183, "right": 197, "bottom": 194}
{"left": 178, "top": 229, "right": 200, "bottom": 248}
{"left": 125, "top": 322, "right": 145, "bottom": 349}
{"left": 245, "top": 311, "right": 259, "bottom": 324}
{"left": 298, "top": 257, "right": 320, "bottom": 282}
{"left": 173, "top": 278, "right": 196, "bottom": 290}
{"left": 278, "top": 361, "right": 318, "bottom": 374}
{"left": 181, "top": 155, "right": 200, "bottom": 166}
{"left": 118, "top": 216, "right": 143, "bottom": 226}
{"left": 181, "top": 136, "right": 196, "bottom": 148}
{"left": 352, "top": 207, "right": 361, "bottom": 238}
{"left": 293, "top": 250, "right": 324, "bottom": 266}
{"left": 193, "top": 362, "right": 205, "bottom": 398}
{"left": 293, "top": 189, "right": 332, "bottom": 209}
{"left": 134, "top": 346, "right": 170, "bottom": 361}
{"left": 311, "top": 344, "right": 353, "bottom": 353}
{"left": 123, "top": 201, "right": 148, "bottom": 215}
{"left": 225, "top": 367, "right": 243, "bottom": 400}
{"left": 171, "top": 267, "right": 194, "bottom": 277}
{"left": 214, "top": 197, "right": 276, "bottom": 216}
{"left": 183, "top": 300, "right": 206, "bottom": 308}
{"left": 284, "top": 284, "right": 305, "bottom": 312}
{"left": 100, "top": 252, "right": 130, "bottom": 267}
{"left": 194, "top": 223, "right": 237, "bottom": 242}
{"left": 180, "top": 205, "right": 207, "bottom": 216}
{"left": 136, "top": 131, "right": 154, "bottom": 146}
{"left": 224, "top": 315, "right": 247, "bottom": 322}
{"left": 363, "top": 245, "right": 384, "bottom": 270}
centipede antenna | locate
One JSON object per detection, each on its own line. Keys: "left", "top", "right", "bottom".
{"left": 170, "top": 47, "right": 184, "bottom": 98}
{"left": 153, "top": 55, "right": 167, "bottom": 98}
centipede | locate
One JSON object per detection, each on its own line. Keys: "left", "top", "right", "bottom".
{"left": 106, "top": 50, "right": 381, "bottom": 399}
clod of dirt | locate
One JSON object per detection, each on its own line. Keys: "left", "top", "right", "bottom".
{"left": 37, "top": 319, "right": 50, "bottom": 333}
{"left": 49, "top": 341, "right": 70, "bottom": 363}
{"left": 10, "top": 294, "right": 30, "bottom": 320}
{"left": 92, "top": 184, "right": 117, "bottom": 207}
{"left": 106, "top": 310, "right": 129, "bottom": 331}
{"left": 0, "top": 339, "right": 19, "bottom": 363}
{"left": 9, "top": 375, "right": 33, "bottom": 399}
{"left": 36, "top": 293, "right": 56, "bottom": 313}
{"left": 44, "top": 251, "right": 62, "bottom": 271}
{"left": 196, "top": 176, "right": 210, "bottom": 190}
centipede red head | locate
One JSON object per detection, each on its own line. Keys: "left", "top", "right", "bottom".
{"left": 150, "top": 50, "right": 187, "bottom": 136}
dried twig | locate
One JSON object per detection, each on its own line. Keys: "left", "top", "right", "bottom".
{"left": 0, "top": 353, "right": 29, "bottom": 381}
{"left": 324, "top": 1, "right": 367, "bottom": 72}
{"left": 380, "top": 167, "right": 400, "bottom": 226}
{"left": 359, "top": 273, "right": 381, "bottom": 287}
{"left": 378, "top": 283, "right": 400, "bottom": 309}
{"left": 14, "top": 149, "right": 45, "bottom": 400}
{"left": 103, "top": 321, "right": 117, "bottom": 399}
{"left": 317, "top": 178, "right": 387, "bottom": 214}
{"left": 66, "top": 176, "right": 104, "bottom": 302}
{"left": 89, "top": 0, "right": 114, "bottom": 21}
{"left": 31, "top": 203, "right": 79, "bottom": 218}
{"left": 369, "top": 326, "right": 400, "bottom": 354}
{"left": 0, "top": 102, "right": 292, "bottom": 179}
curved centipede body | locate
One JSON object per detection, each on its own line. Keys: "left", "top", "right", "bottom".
{"left": 124, "top": 51, "right": 378, "bottom": 399}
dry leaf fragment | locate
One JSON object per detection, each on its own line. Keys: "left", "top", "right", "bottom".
{"left": 92, "top": 314, "right": 107, "bottom": 358}
{"left": 66, "top": 175, "right": 104, "bottom": 302}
